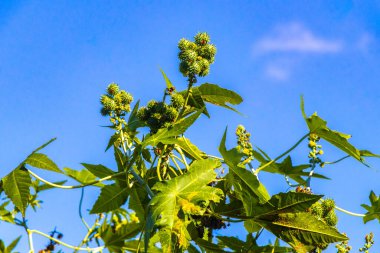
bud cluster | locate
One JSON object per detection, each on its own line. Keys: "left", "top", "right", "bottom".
{"left": 178, "top": 32, "right": 216, "bottom": 78}
{"left": 336, "top": 235, "right": 352, "bottom": 253}
{"left": 308, "top": 133, "right": 324, "bottom": 166}
{"left": 100, "top": 83, "right": 133, "bottom": 121}
{"left": 235, "top": 125, "right": 254, "bottom": 164}
{"left": 359, "top": 232, "right": 374, "bottom": 252}
{"left": 137, "top": 100, "right": 179, "bottom": 133}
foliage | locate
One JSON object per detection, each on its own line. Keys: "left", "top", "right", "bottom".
{"left": 0, "top": 32, "right": 379, "bottom": 253}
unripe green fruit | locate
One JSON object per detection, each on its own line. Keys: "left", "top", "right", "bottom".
{"left": 194, "top": 32, "right": 210, "bottom": 46}
{"left": 179, "top": 50, "right": 198, "bottom": 62}
{"left": 324, "top": 210, "right": 338, "bottom": 226}
{"left": 119, "top": 90, "right": 133, "bottom": 104}
{"left": 189, "top": 61, "right": 201, "bottom": 75}
{"left": 107, "top": 83, "right": 119, "bottom": 96}
{"left": 178, "top": 38, "right": 192, "bottom": 51}
{"left": 198, "top": 44, "right": 216, "bottom": 61}
{"left": 322, "top": 199, "right": 335, "bottom": 212}
{"left": 147, "top": 100, "right": 158, "bottom": 110}
{"left": 199, "top": 66, "right": 210, "bottom": 77}
{"left": 179, "top": 61, "right": 190, "bottom": 76}
{"left": 100, "top": 95, "right": 112, "bottom": 105}
{"left": 100, "top": 107, "right": 110, "bottom": 116}
{"left": 166, "top": 106, "right": 178, "bottom": 121}
{"left": 103, "top": 99, "right": 116, "bottom": 111}
{"left": 310, "top": 202, "right": 323, "bottom": 218}
{"left": 170, "top": 94, "right": 185, "bottom": 109}
{"left": 137, "top": 107, "right": 148, "bottom": 121}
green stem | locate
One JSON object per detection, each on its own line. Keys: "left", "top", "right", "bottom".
{"left": 175, "top": 77, "right": 194, "bottom": 122}
{"left": 156, "top": 156, "right": 163, "bottom": 181}
{"left": 28, "top": 229, "right": 104, "bottom": 252}
{"left": 27, "top": 229, "right": 34, "bottom": 253}
{"left": 324, "top": 155, "right": 350, "bottom": 165}
{"left": 79, "top": 188, "right": 91, "bottom": 231}
{"left": 170, "top": 155, "right": 183, "bottom": 175}
{"left": 175, "top": 146, "right": 189, "bottom": 170}
{"left": 119, "top": 129, "right": 155, "bottom": 198}
{"left": 28, "top": 169, "right": 126, "bottom": 189}
{"left": 334, "top": 206, "right": 365, "bottom": 217}
{"left": 255, "top": 133, "right": 309, "bottom": 175}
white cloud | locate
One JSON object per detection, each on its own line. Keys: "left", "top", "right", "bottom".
{"left": 265, "top": 65, "right": 290, "bottom": 81}
{"left": 253, "top": 23, "right": 343, "bottom": 54}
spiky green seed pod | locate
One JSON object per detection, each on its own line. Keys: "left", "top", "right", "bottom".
{"left": 310, "top": 202, "right": 324, "bottom": 218}
{"left": 194, "top": 32, "right": 210, "bottom": 46}
{"left": 179, "top": 61, "right": 190, "bottom": 76}
{"left": 100, "top": 95, "right": 112, "bottom": 105}
{"left": 198, "top": 44, "right": 217, "bottom": 61}
{"left": 198, "top": 59, "right": 210, "bottom": 77}
{"left": 166, "top": 106, "right": 178, "bottom": 121}
{"left": 178, "top": 38, "right": 191, "bottom": 51}
{"left": 137, "top": 107, "right": 148, "bottom": 121}
{"left": 322, "top": 199, "right": 336, "bottom": 212}
{"left": 100, "top": 107, "right": 110, "bottom": 116}
{"left": 103, "top": 99, "right": 116, "bottom": 111}
{"left": 325, "top": 210, "right": 338, "bottom": 226}
{"left": 178, "top": 50, "right": 198, "bottom": 62}
{"left": 119, "top": 90, "right": 133, "bottom": 104}
{"left": 189, "top": 61, "right": 201, "bottom": 75}
{"left": 170, "top": 93, "right": 185, "bottom": 109}
{"left": 107, "top": 83, "right": 119, "bottom": 96}
{"left": 147, "top": 100, "right": 158, "bottom": 110}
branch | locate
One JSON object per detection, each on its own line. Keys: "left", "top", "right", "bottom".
{"left": 28, "top": 229, "right": 104, "bottom": 252}
{"left": 27, "top": 169, "right": 126, "bottom": 189}
{"left": 255, "top": 133, "right": 309, "bottom": 175}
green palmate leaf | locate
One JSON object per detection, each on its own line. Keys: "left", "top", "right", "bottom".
{"left": 301, "top": 96, "right": 373, "bottom": 164}
{"left": 217, "top": 236, "right": 293, "bottom": 253}
{"left": 123, "top": 240, "right": 162, "bottom": 253}
{"left": 147, "top": 159, "right": 223, "bottom": 252}
{"left": 99, "top": 221, "right": 141, "bottom": 253}
{"left": 142, "top": 109, "right": 203, "bottom": 148}
{"left": 219, "top": 128, "right": 270, "bottom": 204}
{"left": 25, "top": 153, "right": 62, "bottom": 173}
{"left": 217, "top": 236, "right": 245, "bottom": 251}
{"left": 2, "top": 166, "right": 32, "bottom": 216}
{"left": 254, "top": 192, "right": 323, "bottom": 217}
{"left": 129, "top": 186, "right": 149, "bottom": 223}
{"left": 160, "top": 68, "right": 174, "bottom": 90}
{"left": 4, "top": 236, "right": 21, "bottom": 253}
{"left": 0, "top": 201, "right": 14, "bottom": 224}
{"left": 105, "top": 133, "right": 119, "bottom": 152}
{"left": 198, "top": 83, "right": 243, "bottom": 113}
{"left": 360, "top": 149, "right": 380, "bottom": 158}
{"left": 128, "top": 100, "right": 145, "bottom": 131}
{"left": 30, "top": 137, "right": 57, "bottom": 154}
{"left": 361, "top": 190, "right": 380, "bottom": 223}
{"left": 255, "top": 212, "right": 348, "bottom": 250}
{"left": 63, "top": 167, "right": 103, "bottom": 187}
{"left": 161, "top": 137, "right": 204, "bottom": 160}
{"left": 194, "top": 239, "right": 228, "bottom": 253}
{"left": 81, "top": 163, "right": 115, "bottom": 178}
{"left": 185, "top": 87, "right": 210, "bottom": 118}
{"left": 253, "top": 154, "right": 328, "bottom": 185}
{"left": 90, "top": 184, "right": 129, "bottom": 213}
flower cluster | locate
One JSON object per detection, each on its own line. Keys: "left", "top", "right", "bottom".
{"left": 336, "top": 235, "right": 352, "bottom": 253}
{"left": 100, "top": 83, "right": 133, "bottom": 121}
{"left": 308, "top": 133, "right": 324, "bottom": 166}
{"left": 359, "top": 232, "right": 374, "bottom": 252}
{"left": 235, "top": 125, "right": 254, "bottom": 164}
{"left": 137, "top": 100, "right": 179, "bottom": 134}
{"left": 178, "top": 32, "right": 216, "bottom": 78}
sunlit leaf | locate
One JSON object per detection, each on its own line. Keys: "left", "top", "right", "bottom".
{"left": 2, "top": 166, "right": 31, "bottom": 216}
{"left": 25, "top": 153, "right": 61, "bottom": 173}
{"left": 90, "top": 184, "right": 129, "bottom": 213}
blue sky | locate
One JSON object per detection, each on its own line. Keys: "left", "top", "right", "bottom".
{"left": 1, "top": 1, "right": 380, "bottom": 252}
